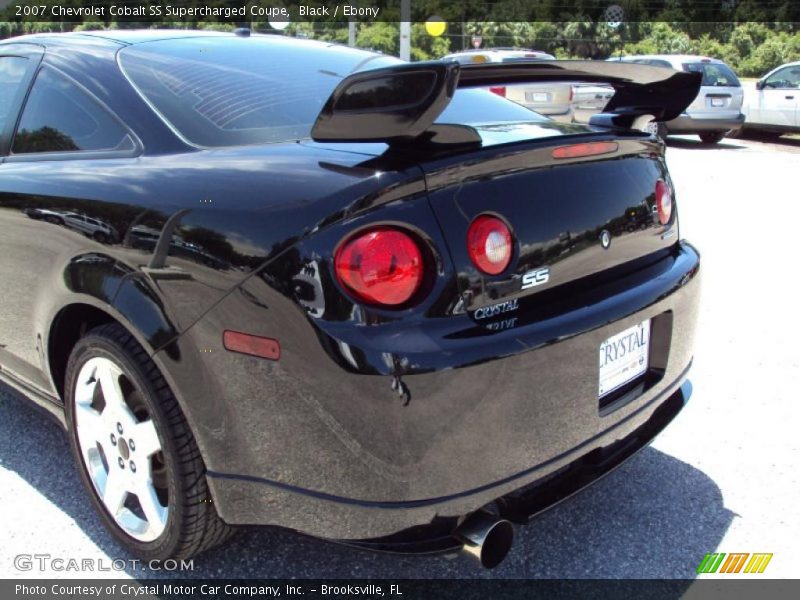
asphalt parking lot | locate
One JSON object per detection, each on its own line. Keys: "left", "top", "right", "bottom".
{"left": 1, "top": 134, "right": 798, "bottom": 580}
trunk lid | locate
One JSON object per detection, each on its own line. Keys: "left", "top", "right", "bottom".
{"left": 419, "top": 125, "right": 676, "bottom": 314}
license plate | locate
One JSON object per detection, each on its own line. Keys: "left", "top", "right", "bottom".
{"left": 710, "top": 97, "right": 725, "bottom": 107}
{"left": 526, "top": 92, "right": 549, "bottom": 102}
{"left": 598, "top": 320, "right": 650, "bottom": 397}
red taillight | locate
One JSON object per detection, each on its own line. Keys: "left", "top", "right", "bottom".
{"left": 334, "top": 228, "right": 423, "bottom": 306}
{"left": 655, "top": 179, "right": 673, "bottom": 225}
{"left": 489, "top": 86, "right": 507, "bottom": 97}
{"left": 569, "top": 86, "right": 574, "bottom": 102}
{"left": 552, "top": 141, "right": 619, "bottom": 159}
{"left": 467, "top": 215, "right": 513, "bottom": 275}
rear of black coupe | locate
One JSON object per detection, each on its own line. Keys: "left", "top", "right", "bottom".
{"left": 0, "top": 32, "right": 701, "bottom": 568}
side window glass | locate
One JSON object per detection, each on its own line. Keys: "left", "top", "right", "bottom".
{"left": 12, "top": 67, "right": 133, "bottom": 154}
{"left": 0, "top": 57, "right": 28, "bottom": 135}
{"left": 766, "top": 67, "right": 800, "bottom": 89}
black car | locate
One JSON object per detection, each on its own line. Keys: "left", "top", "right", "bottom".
{"left": 0, "top": 31, "right": 702, "bottom": 568}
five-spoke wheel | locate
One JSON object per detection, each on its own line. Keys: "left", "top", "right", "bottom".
{"left": 65, "top": 323, "right": 233, "bottom": 560}
{"left": 74, "top": 356, "right": 168, "bottom": 541}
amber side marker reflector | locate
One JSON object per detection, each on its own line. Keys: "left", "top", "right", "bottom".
{"left": 223, "top": 331, "right": 280, "bottom": 361}
{"left": 552, "top": 141, "right": 619, "bottom": 160}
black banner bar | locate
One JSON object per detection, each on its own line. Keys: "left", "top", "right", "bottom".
{"left": 3, "top": 0, "right": 800, "bottom": 24}
{"left": 3, "top": 579, "right": 798, "bottom": 600}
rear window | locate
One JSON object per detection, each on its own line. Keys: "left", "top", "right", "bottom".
{"left": 637, "top": 59, "right": 672, "bottom": 68}
{"left": 683, "top": 62, "right": 740, "bottom": 87}
{"left": 436, "top": 88, "right": 547, "bottom": 125}
{"left": 120, "top": 37, "right": 545, "bottom": 148}
{"left": 120, "top": 37, "right": 402, "bottom": 148}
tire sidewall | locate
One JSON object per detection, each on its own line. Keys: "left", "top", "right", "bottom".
{"left": 64, "top": 329, "right": 185, "bottom": 560}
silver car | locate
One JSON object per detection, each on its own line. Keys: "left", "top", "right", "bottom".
{"left": 441, "top": 49, "right": 576, "bottom": 122}
{"left": 607, "top": 54, "right": 744, "bottom": 143}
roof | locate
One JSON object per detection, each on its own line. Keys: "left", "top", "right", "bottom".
{"left": 1, "top": 29, "right": 258, "bottom": 47}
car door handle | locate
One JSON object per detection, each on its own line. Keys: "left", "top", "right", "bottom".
{"left": 786, "top": 96, "right": 795, "bottom": 100}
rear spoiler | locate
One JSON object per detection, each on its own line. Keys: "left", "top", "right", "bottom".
{"left": 311, "top": 60, "right": 701, "bottom": 145}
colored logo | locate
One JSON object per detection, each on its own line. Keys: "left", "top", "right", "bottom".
{"left": 697, "top": 552, "right": 773, "bottom": 574}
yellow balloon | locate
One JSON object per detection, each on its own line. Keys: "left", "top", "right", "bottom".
{"left": 425, "top": 20, "right": 446, "bottom": 37}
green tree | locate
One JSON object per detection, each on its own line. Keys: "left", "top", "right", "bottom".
{"left": 356, "top": 22, "right": 399, "bottom": 55}
{"left": 411, "top": 23, "right": 450, "bottom": 60}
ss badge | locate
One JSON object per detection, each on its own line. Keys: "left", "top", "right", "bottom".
{"left": 521, "top": 267, "right": 550, "bottom": 290}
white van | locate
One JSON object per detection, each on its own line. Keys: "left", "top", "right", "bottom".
{"left": 607, "top": 54, "right": 745, "bottom": 144}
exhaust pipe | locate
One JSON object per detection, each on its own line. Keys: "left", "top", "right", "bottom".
{"left": 454, "top": 510, "right": 514, "bottom": 569}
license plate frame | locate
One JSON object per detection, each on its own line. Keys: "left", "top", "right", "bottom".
{"left": 710, "top": 97, "right": 725, "bottom": 107}
{"left": 598, "top": 320, "right": 651, "bottom": 398}
{"left": 526, "top": 91, "right": 549, "bottom": 103}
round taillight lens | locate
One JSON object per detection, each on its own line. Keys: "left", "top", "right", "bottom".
{"left": 655, "top": 180, "right": 673, "bottom": 225}
{"left": 467, "top": 215, "right": 513, "bottom": 275}
{"left": 334, "top": 228, "right": 423, "bottom": 306}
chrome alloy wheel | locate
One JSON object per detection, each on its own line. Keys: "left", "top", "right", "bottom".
{"left": 73, "top": 356, "right": 168, "bottom": 541}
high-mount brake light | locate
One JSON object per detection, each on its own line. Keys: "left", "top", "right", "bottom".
{"left": 467, "top": 215, "right": 513, "bottom": 275}
{"left": 552, "top": 141, "right": 619, "bottom": 159}
{"left": 334, "top": 228, "right": 423, "bottom": 306}
{"left": 655, "top": 179, "right": 673, "bottom": 225}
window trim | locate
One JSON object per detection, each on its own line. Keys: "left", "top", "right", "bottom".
{"left": 0, "top": 43, "right": 44, "bottom": 158}
{"left": 5, "top": 62, "right": 143, "bottom": 163}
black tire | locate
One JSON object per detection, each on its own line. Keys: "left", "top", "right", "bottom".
{"left": 756, "top": 130, "right": 783, "bottom": 141}
{"left": 699, "top": 131, "right": 725, "bottom": 144}
{"left": 64, "top": 322, "right": 234, "bottom": 560}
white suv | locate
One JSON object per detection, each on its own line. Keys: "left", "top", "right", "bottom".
{"left": 607, "top": 54, "right": 745, "bottom": 144}
{"left": 62, "top": 212, "right": 118, "bottom": 244}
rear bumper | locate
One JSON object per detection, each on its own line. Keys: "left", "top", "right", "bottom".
{"left": 160, "top": 241, "right": 701, "bottom": 541}
{"left": 666, "top": 112, "right": 745, "bottom": 133}
{"left": 209, "top": 373, "right": 692, "bottom": 549}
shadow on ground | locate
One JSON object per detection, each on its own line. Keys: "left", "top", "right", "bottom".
{"left": 665, "top": 138, "right": 745, "bottom": 151}
{"left": 0, "top": 386, "right": 734, "bottom": 579}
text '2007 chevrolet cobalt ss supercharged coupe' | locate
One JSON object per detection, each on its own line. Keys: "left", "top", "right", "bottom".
{"left": 0, "top": 30, "right": 701, "bottom": 568}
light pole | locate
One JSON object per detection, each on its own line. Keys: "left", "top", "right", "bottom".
{"left": 400, "top": 0, "right": 411, "bottom": 61}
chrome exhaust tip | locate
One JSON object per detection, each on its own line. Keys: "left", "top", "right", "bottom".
{"left": 454, "top": 510, "right": 514, "bottom": 569}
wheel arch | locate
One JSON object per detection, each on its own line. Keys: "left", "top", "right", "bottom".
{"left": 48, "top": 303, "right": 116, "bottom": 399}
{"left": 45, "top": 257, "right": 181, "bottom": 400}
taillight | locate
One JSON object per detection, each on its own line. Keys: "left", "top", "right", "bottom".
{"left": 489, "top": 86, "right": 506, "bottom": 97}
{"left": 655, "top": 180, "right": 673, "bottom": 225}
{"left": 467, "top": 215, "right": 513, "bottom": 275}
{"left": 334, "top": 227, "right": 423, "bottom": 306}
{"left": 569, "top": 86, "right": 574, "bottom": 102}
